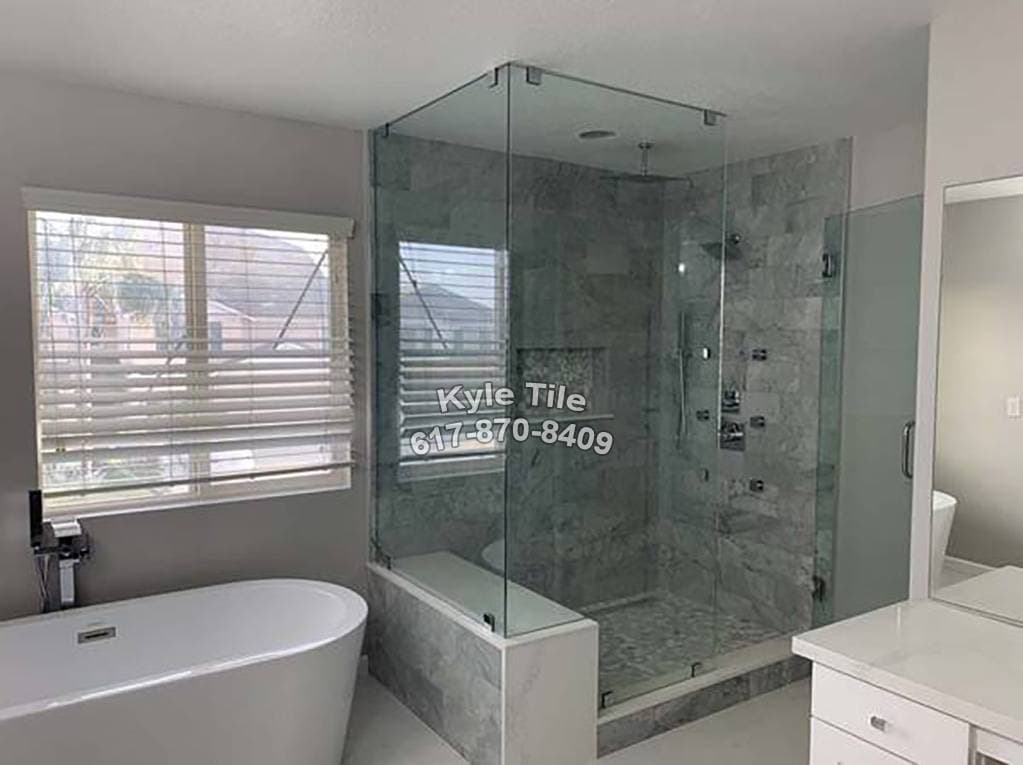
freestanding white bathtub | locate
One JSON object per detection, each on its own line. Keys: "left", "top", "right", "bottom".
{"left": 0, "top": 579, "right": 367, "bottom": 765}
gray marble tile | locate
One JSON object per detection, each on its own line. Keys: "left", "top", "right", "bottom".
{"left": 702, "top": 138, "right": 849, "bottom": 637}
{"left": 747, "top": 655, "right": 812, "bottom": 697}
{"left": 717, "top": 536, "right": 815, "bottom": 634}
{"left": 367, "top": 568, "right": 502, "bottom": 765}
{"left": 596, "top": 654, "right": 809, "bottom": 756}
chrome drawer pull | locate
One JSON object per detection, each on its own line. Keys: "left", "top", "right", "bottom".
{"left": 869, "top": 715, "right": 888, "bottom": 732}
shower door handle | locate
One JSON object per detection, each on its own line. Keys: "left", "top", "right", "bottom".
{"left": 822, "top": 251, "right": 838, "bottom": 279}
{"left": 901, "top": 420, "right": 915, "bottom": 479}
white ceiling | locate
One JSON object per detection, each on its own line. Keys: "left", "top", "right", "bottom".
{"left": 0, "top": 0, "right": 943, "bottom": 163}
{"left": 390, "top": 66, "right": 730, "bottom": 175}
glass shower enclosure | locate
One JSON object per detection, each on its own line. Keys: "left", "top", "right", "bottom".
{"left": 372, "top": 63, "right": 841, "bottom": 707}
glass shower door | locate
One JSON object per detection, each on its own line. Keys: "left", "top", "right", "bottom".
{"left": 502, "top": 66, "right": 729, "bottom": 705}
{"left": 823, "top": 195, "right": 923, "bottom": 620}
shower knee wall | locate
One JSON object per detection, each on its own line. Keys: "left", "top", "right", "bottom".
{"left": 366, "top": 563, "right": 598, "bottom": 765}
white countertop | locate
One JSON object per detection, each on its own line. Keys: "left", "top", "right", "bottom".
{"left": 793, "top": 598, "right": 1023, "bottom": 742}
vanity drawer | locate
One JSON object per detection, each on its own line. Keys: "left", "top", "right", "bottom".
{"left": 811, "top": 718, "right": 910, "bottom": 764}
{"left": 976, "top": 728, "right": 1023, "bottom": 764}
{"left": 811, "top": 665, "right": 969, "bottom": 764}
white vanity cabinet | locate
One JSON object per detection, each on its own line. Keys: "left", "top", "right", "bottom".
{"left": 793, "top": 600, "right": 1023, "bottom": 765}
{"left": 811, "top": 718, "right": 912, "bottom": 764}
{"left": 810, "top": 665, "right": 968, "bottom": 764}
{"left": 976, "top": 731, "right": 1023, "bottom": 765}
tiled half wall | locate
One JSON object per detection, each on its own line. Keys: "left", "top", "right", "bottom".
{"left": 366, "top": 564, "right": 599, "bottom": 765}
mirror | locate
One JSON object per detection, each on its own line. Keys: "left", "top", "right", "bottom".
{"left": 932, "top": 175, "right": 1023, "bottom": 622}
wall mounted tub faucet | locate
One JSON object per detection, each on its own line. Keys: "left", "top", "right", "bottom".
{"left": 29, "top": 490, "right": 90, "bottom": 612}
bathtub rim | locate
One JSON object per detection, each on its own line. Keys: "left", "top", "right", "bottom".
{"left": 0, "top": 578, "right": 367, "bottom": 723}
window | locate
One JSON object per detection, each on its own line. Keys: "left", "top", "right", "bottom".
{"left": 397, "top": 242, "right": 507, "bottom": 479}
{"left": 26, "top": 188, "right": 355, "bottom": 515}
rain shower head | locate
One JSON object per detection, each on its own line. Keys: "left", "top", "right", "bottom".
{"left": 602, "top": 142, "right": 675, "bottom": 184}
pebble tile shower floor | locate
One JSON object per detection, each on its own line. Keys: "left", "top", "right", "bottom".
{"left": 587, "top": 591, "right": 781, "bottom": 700}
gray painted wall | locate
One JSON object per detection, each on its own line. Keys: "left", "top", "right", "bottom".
{"left": 0, "top": 72, "right": 369, "bottom": 619}
{"left": 907, "top": 0, "right": 1023, "bottom": 598}
{"left": 850, "top": 121, "right": 926, "bottom": 210}
{"left": 936, "top": 195, "right": 1023, "bottom": 567}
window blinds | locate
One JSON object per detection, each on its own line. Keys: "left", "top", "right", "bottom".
{"left": 28, "top": 192, "right": 354, "bottom": 513}
{"left": 398, "top": 242, "right": 507, "bottom": 469}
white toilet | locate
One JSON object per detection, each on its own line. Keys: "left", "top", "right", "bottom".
{"left": 931, "top": 490, "right": 958, "bottom": 580}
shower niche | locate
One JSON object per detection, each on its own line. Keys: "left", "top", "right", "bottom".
{"left": 370, "top": 63, "right": 851, "bottom": 757}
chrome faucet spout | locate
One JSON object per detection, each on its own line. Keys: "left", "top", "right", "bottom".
{"left": 31, "top": 516, "right": 90, "bottom": 612}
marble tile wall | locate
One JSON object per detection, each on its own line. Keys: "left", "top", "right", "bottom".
{"left": 717, "top": 140, "right": 850, "bottom": 635}
{"left": 367, "top": 565, "right": 503, "bottom": 765}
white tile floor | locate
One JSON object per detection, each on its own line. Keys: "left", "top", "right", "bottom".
{"left": 343, "top": 670, "right": 810, "bottom": 765}
{"left": 342, "top": 670, "right": 463, "bottom": 765}
{"left": 602, "top": 680, "right": 810, "bottom": 765}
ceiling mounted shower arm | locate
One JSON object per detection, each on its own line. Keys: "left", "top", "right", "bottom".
{"left": 638, "top": 142, "right": 653, "bottom": 178}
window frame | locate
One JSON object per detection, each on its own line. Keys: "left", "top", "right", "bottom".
{"left": 24, "top": 187, "right": 356, "bottom": 517}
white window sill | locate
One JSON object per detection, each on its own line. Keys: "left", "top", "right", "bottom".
{"left": 44, "top": 474, "right": 353, "bottom": 522}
